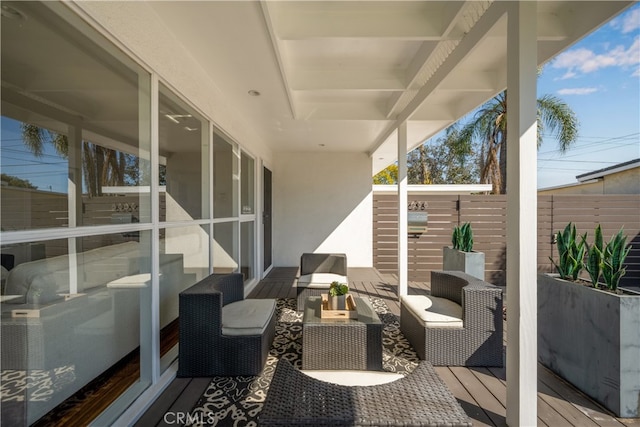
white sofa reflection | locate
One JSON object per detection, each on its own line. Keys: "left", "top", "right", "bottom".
{"left": 0, "top": 241, "right": 185, "bottom": 425}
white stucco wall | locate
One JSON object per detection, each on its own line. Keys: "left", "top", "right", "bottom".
{"left": 273, "top": 152, "right": 373, "bottom": 268}
{"left": 538, "top": 168, "right": 640, "bottom": 195}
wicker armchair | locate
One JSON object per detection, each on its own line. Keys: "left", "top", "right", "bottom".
{"left": 296, "top": 253, "right": 347, "bottom": 310}
{"left": 401, "top": 270, "right": 503, "bottom": 367}
{"left": 177, "top": 273, "right": 276, "bottom": 377}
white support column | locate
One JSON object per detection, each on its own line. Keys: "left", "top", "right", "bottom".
{"left": 506, "top": 2, "right": 538, "bottom": 426}
{"left": 397, "top": 122, "right": 408, "bottom": 299}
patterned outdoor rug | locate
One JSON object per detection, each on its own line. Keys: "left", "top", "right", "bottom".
{"left": 187, "top": 297, "right": 420, "bottom": 426}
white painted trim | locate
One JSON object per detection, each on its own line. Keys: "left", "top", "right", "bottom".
{"left": 243, "top": 277, "right": 260, "bottom": 298}
{"left": 102, "top": 186, "right": 167, "bottom": 193}
{"left": 149, "top": 73, "right": 161, "bottom": 384}
{"left": 537, "top": 179, "right": 600, "bottom": 192}
{"left": 104, "top": 361, "right": 179, "bottom": 427}
{"left": 373, "top": 184, "right": 492, "bottom": 194}
{"left": 397, "top": 122, "right": 408, "bottom": 299}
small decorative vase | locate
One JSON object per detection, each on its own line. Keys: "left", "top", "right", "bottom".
{"left": 328, "top": 294, "right": 346, "bottom": 310}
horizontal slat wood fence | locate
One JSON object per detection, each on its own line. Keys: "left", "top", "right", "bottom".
{"left": 374, "top": 193, "right": 640, "bottom": 288}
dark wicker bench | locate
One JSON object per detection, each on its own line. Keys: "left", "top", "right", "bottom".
{"left": 177, "top": 273, "right": 276, "bottom": 377}
{"left": 401, "top": 270, "right": 503, "bottom": 367}
{"left": 259, "top": 358, "right": 472, "bottom": 426}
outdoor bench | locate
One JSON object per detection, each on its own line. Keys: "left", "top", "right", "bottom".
{"left": 259, "top": 358, "right": 472, "bottom": 426}
{"left": 401, "top": 270, "right": 503, "bottom": 366}
{"left": 178, "top": 273, "right": 276, "bottom": 376}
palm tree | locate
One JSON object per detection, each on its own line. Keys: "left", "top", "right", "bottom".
{"left": 20, "top": 123, "right": 128, "bottom": 196}
{"left": 458, "top": 91, "right": 578, "bottom": 194}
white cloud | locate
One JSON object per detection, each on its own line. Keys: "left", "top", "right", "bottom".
{"left": 557, "top": 87, "right": 598, "bottom": 95}
{"left": 610, "top": 6, "right": 640, "bottom": 34}
{"left": 551, "top": 36, "right": 640, "bottom": 76}
{"left": 558, "top": 70, "right": 577, "bottom": 80}
{"left": 621, "top": 8, "right": 640, "bottom": 34}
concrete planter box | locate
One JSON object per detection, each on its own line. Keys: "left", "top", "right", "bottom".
{"left": 538, "top": 273, "right": 640, "bottom": 418}
{"left": 442, "top": 246, "right": 484, "bottom": 280}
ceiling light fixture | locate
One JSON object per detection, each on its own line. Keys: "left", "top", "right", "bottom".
{"left": 248, "top": 90, "right": 261, "bottom": 97}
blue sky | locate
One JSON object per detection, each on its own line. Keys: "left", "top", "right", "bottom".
{"left": 536, "top": 3, "right": 640, "bottom": 189}
{"left": 1, "top": 117, "right": 68, "bottom": 193}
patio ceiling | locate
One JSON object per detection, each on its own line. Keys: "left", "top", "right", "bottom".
{"left": 145, "top": 1, "right": 633, "bottom": 173}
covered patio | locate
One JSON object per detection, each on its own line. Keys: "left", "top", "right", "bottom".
{"left": 1, "top": 1, "right": 637, "bottom": 426}
{"left": 132, "top": 268, "right": 632, "bottom": 427}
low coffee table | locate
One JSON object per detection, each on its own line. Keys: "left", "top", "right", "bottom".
{"left": 302, "top": 296, "right": 382, "bottom": 370}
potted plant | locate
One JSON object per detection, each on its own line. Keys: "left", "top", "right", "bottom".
{"left": 443, "top": 222, "right": 485, "bottom": 280}
{"left": 538, "top": 222, "right": 639, "bottom": 418}
{"left": 328, "top": 281, "right": 349, "bottom": 310}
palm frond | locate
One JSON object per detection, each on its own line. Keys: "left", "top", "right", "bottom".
{"left": 537, "top": 94, "right": 579, "bottom": 153}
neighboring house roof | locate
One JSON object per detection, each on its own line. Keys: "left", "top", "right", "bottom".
{"left": 575, "top": 158, "right": 640, "bottom": 182}
{"left": 538, "top": 158, "right": 640, "bottom": 192}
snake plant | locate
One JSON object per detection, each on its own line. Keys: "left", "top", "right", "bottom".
{"left": 550, "top": 222, "right": 586, "bottom": 281}
{"left": 452, "top": 222, "right": 474, "bottom": 252}
{"left": 584, "top": 224, "right": 603, "bottom": 288}
{"left": 600, "top": 227, "right": 632, "bottom": 291}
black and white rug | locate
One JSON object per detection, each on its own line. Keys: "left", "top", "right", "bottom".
{"left": 187, "top": 298, "right": 420, "bottom": 426}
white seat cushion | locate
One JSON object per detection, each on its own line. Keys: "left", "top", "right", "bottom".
{"left": 402, "top": 295, "right": 463, "bottom": 328}
{"left": 297, "top": 273, "right": 348, "bottom": 288}
{"left": 222, "top": 299, "right": 276, "bottom": 336}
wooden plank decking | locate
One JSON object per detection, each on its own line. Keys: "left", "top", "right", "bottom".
{"left": 137, "top": 267, "right": 639, "bottom": 427}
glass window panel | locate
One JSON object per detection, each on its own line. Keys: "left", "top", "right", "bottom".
{"left": 0, "top": 2, "right": 151, "bottom": 231}
{"left": 213, "top": 222, "right": 238, "bottom": 274}
{"left": 213, "top": 135, "right": 238, "bottom": 218}
{"left": 157, "top": 225, "right": 209, "bottom": 371}
{"left": 241, "top": 152, "right": 255, "bottom": 215}
{"left": 1, "top": 232, "right": 150, "bottom": 425}
{"left": 159, "top": 84, "right": 209, "bottom": 222}
{"left": 241, "top": 221, "right": 255, "bottom": 282}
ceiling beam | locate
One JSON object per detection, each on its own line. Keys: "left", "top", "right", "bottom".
{"left": 260, "top": 1, "right": 299, "bottom": 119}
{"left": 369, "top": 1, "right": 509, "bottom": 156}
{"left": 386, "top": 1, "right": 486, "bottom": 118}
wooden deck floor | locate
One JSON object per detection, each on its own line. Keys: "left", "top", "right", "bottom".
{"left": 138, "top": 267, "right": 640, "bottom": 427}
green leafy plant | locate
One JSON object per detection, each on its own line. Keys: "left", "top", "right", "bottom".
{"left": 600, "top": 227, "right": 632, "bottom": 291}
{"left": 550, "top": 222, "right": 586, "bottom": 281}
{"left": 329, "top": 281, "right": 349, "bottom": 297}
{"left": 584, "top": 224, "right": 603, "bottom": 289}
{"left": 452, "top": 222, "right": 473, "bottom": 252}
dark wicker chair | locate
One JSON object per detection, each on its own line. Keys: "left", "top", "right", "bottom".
{"left": 177, "top": 273, "right": 276, "bottom": 377}
{"left": 259, "top": 358, "right": 472, "bottom": 426}
{"left": 296, "top": 253, "right": 347, "bottom": 310}
{"left": 401, "top": 270, "right": 503, "bottom": 367}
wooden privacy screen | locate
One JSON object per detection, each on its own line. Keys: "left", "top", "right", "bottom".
{"left": 373, "top": 194, "right": 640, "bottom": 288}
